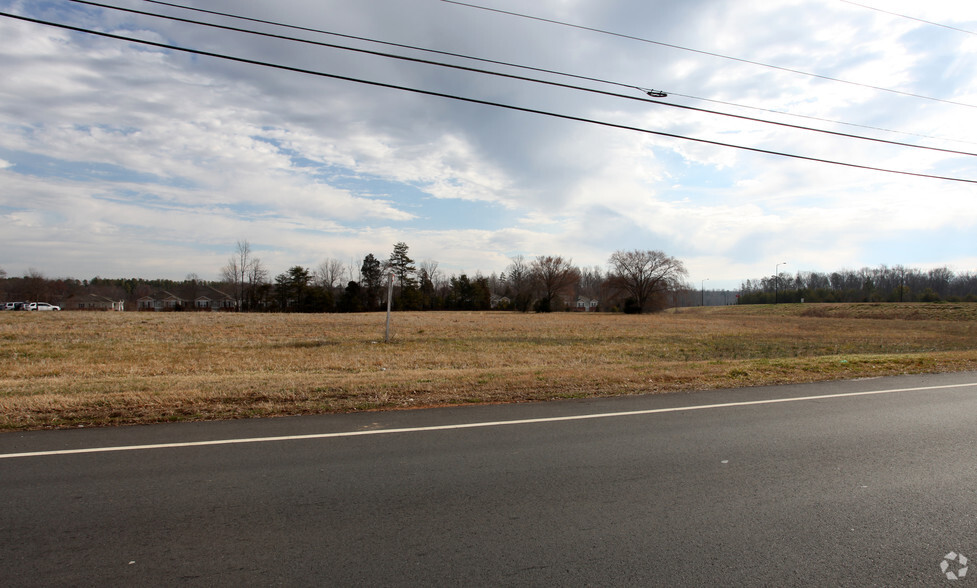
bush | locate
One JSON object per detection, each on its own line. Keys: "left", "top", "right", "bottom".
{"left": 623, "top": 297, "right": 642, "bottom": 314}
{"left": 919, "top": 288, "right": 941, "bottom": 303}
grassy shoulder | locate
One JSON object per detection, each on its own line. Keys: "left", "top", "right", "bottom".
{"left": 2, "top": 303, "right": 976, "bottom": 431}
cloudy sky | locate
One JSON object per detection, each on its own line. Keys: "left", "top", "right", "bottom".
{"left": 1, "top": 0, "right": 976, "bottom": 289}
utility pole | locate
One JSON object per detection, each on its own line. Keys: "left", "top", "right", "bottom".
{"left": 384, "top": 271, "right": 394, "bottom": 343}
{"left": 775, "top": 262, "right": 787, "bottom": 304}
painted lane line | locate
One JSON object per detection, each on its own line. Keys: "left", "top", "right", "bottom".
{"left": 1, "top": 381, "right": 974, "bottom": 460}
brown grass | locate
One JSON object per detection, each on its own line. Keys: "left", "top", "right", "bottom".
{"left": 2, "top": 303, "right": 977, "bottom": 431}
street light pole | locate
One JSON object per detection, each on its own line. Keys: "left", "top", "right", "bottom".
{"left": 775, "top": 262, "right": 787, "bottom": 304}
{"left": 701, "top": 278, "right": 709, "bottom": 306}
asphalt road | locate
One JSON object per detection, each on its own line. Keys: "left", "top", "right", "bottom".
{"left": 2, "top": 372, "right": 976, "bottom": 586}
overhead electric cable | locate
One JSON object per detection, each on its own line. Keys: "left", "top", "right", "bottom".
{"left": 66, "top": 0, "right": 977, "bottom": 157}
{"left": 136, "top": 0, "right": 976, "bottom": 147}
{"left": 440, "top": 0, "right": 977, "bottom": 110}
{"left": 839, "top": 0, "right": 977, "bottom": 36}
{"left": 662, "top": 90, "right": 977, "bottom": 148}
{"left": 3, "top": 12, "right": 975, "bottom": 185}
{"left": 138, "top": 0, "right": 628, "bottom": 88}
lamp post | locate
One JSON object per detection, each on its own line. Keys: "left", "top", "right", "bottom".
{"left": 775, "top": 262, "right": 787, "bottom": 304}
{"left": 701, "top": 278, "right": 709, "bottom": 306}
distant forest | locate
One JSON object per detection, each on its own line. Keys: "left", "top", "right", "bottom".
{"left": 4, "top": 254, "right": 975, "bottom": 313}
{"left": 0, "top": 243, "right": 692, "bottom": 313}
{"left": 738, "top": 265, "right": 977, "bottom": 304}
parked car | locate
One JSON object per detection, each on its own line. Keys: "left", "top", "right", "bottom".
{"left": 28, "top": 302, "right": 61, "bottom": 311}
{"left": 4, "top": 302, "right": 27, "bottom": 311}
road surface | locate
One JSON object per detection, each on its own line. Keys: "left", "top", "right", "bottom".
{"left": 2, "top": 372, "right": 976, "bottom": 586}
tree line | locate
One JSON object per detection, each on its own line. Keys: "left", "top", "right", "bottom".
{"left": 0, "top": 243, "right": 690, "bottom": 314}
{"left": 7, "top": 256, "right": 975, "bottom": 312}
{"left": 739, "top": 265, "right": 977, "bottom": 304}
{"left": 219, "top": 241, "right": 689, "bottom": 313}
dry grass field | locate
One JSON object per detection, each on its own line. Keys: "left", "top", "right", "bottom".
{"left": 2, "top": 303, "right": 977, "bottom": 431}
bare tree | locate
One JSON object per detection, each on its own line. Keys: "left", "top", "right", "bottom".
{"left": 530, "top": 255, "right": 580, "bottom": 312}
{"left": 222, "top": 240, "right": 248, "bottom": 309}
{"left": 315, "top": 257, "right": 345, "bottom": 290}
{"left": 504, "top": 255, "right": 534, "bottom": 311}
{"left": 345, "top": 257, "right": 361, "bottom": 285}
{"left": 433, "top": 267, "right": 452, "bottom": 302}
{"left": 579, "top": 265, "right": 604, "bottom": 300}
{"left": 183, "top": 273, "right": 202, "bottom": 308}
{"left": 220, "top": 240, "right": 266, "bottom": 311}
{"left": 24, "top": 268, "right": 49, "bottom": 302}
{"left": 607, "top": 249, "right": 687, "bottom": 313}
{"left": 220, "top": 258, "right": 239, "bottom": 288}
{"left": 928, "top": 266, "right": 954, "bottom": 298}
{"left": 487, "top": 272, "right": 503, "bottom": 295}
{"left": 416, "top": 260, "right": 440, "bottom": 309}
{"left": 419, "top": 259, "right": 440, "bottom": 285}
{"left": 245, "top": 257, "right": 269, "bottom": 310}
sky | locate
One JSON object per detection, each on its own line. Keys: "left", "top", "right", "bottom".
{"left": 1, "top": 0, "right": 976, "bottom": 290}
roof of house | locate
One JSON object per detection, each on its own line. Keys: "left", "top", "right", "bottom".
{"left": 195, "top": 285, "right": 235, "bottom": 301}
{"left": 65, "top": 293, "right": 118, "bottom": 303}
{"left": 138, "top": 290, "right": 185, "bottom": 302}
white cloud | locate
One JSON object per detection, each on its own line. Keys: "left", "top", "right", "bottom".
{"left": 0, "top": 0, "right": 975, "bottom": 285}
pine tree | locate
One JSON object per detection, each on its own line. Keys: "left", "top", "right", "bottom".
{"left": 387, "top": 242, "right": 417, "bottom": 289}
{"left": 360, "top": 254, "right": 383, "bottom": 310}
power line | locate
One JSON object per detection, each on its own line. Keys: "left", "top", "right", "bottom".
{"left": 136, "top": 0, "right": 977, "bottom": 148}
{"left": 440, "top": 0, "right": 977, "bottom": 110}
{"left": 2, "top": 11, "right": 975, "bottom": 185}
{"left": 839, "top": 0, "right": 977, "bottom": 36}
{"left": 140, "top": 0, "right": 627, "bottom": 89}
{"left": 65, "top": 0, "right": 977, "bottom": 158}
{"left": 663, "top": 90, "right": 977, "bottom": 148}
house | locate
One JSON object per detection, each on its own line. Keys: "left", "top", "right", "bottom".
{"left": 137, "top": 290, "right": 186, "bottom": 311}
{"left": 194, "top": 285, "right": 237, "bottom": 311}
{"left": 490, "top": 294, "right": 511, "bottom": 309}
{"left": 575, "top": 296, "right": 600, "bottom": 312}
{"left": 62, "top": 293, "right": 125, "bottom": 311}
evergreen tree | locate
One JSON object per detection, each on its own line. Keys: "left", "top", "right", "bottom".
{"left": 360, "top": 254, "right": 383, "bottom": 310}
{"left": 388, "top": 242, "right": 417, "bottom": 289}
{"left": 338, "top": 281, "right": 364, "bottom": 312}
{"left": 274, "top": 266, "right": 311, "bottom": 311}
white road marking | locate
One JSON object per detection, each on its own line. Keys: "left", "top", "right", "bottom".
{"left": 1, "top": 381, "right": 974, "bottom": 460}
